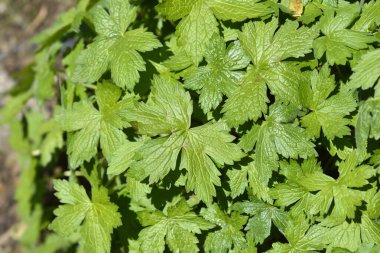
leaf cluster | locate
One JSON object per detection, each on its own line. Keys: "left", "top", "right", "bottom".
{"left": 1, "top": 0, "right": 380, "bottom": 252}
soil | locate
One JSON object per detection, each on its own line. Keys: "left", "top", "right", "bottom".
{"left": 0, "top": 0, "right": 73, "bottom": 252}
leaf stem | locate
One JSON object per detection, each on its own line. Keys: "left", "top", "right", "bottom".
{"left": 81, "top": 83, "right": 97, "bottom": 90}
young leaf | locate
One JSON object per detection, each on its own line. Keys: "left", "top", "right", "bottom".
{"left": 137, "top": 198, "right": 214, "bottom": 253}
{"left": 49, "top": 180, "right": 122, "bottom": 253}
{"left": 227, "top": 161, "right": 272, "bottom": 202}
{"left": 57, "top": 82, "right": 131, "bottom": 168}
{"left": 0, "top": 91, "right": 32, "bottom": 125}
{"left": 72, "top": 0, "right": 161, "bottom": 90}
{"left": 240, "top": 103, "right": 315, "bottom": 185}
{"left": 355, "top": 98, "right": 380, "bottom": 153}
{"left": 320, "top": 213, "right": 380, "bottom": 252}
{"left": 39, "top": 119, "right": 64, "bottom": 166}
{"left": 201, "top": 204, "right": 248, "bottom": 252}
{"left": 127, "top": 76, "right": 192, "bottom": 135}
{"left": 222, "top": 69, "right": 269, "bottom": 127}
{"left": 124, "top": 75, "right": 243, "bottom": 204}
{"left": 184, "top": 34, "right": 249, "bottom": 113}
{"left": 268, "top": 215, "right": 327, "bottom": 253}
{"left": 349, "top": 49, "right": 380, "bottom": 90}
{"left": 223, "top": 19, "right": 318, "bottom": 126}
{"left": 33, "top": 42, "right": 61, "bottom": 100}
{"left": 313, "top": 5, "right": 377, "bottom": 65}
{"left": 300, "top": 65, "right": 356, "bottom": 139}
{"left": 272, "top": 152, "right": 376, "bottom": 220}
{"left": 107, "top": 141, "right": 143, "bottom": 175}
{"left": 352, "top": 0, "right": 380, "bottom": 32}
{"left": 232, "top": 199, "right": 289, "bottom": 245}
{"left": 157, "top": 0, "right": 272, "bottom": 64}
{"left": 181, "top": 122, "right": 243, "bottom": 204}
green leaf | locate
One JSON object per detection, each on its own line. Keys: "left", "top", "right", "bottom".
{"left": 242, "top": 103, "right": 315, "bottom": 185}
{"left": 222, "top": 70, "right": 268, "bottom": 127}
{"left": 222, "top": 19, "right": 317, "bottom": 126}
{"left": 313, "top": 6, "right": 377, "bottom": 65}
{"left": 227, "top": 161, "right": 272, "bottom": 202}
{"left": 181, "top": 123, "right": 243, "bottom": 204}
{"left": 157, "top": 0, "right": 272, "bottom": 64}
{"left": 24, "top": 234, "right": 71, "bottom": 253}
{"left": 33, "top": 42, "right": 61, "bottom": 100}
{"left": 176, "top": 0, "right": 218, "bottom": 64}
{"left": 49, "top": 180, "right": 122, "bottom": 253}
{"left": 322, "top": 213, "right": 380, "bottom": 252}
{"left": 298, "top": 1, "right": 323, "bottom": 25}
{"left": 365, "top": 188, "right": 380, "bottom": 219}
{"left": 107, "top": 141, "right": 144, "bottom": 175}
{"left": 300, "top": 65, "right": 356, "bottom": 139}
{"left": 272, "top": 153, "right": 376, "bottom": 220}
{"left": 350, "top": 49, "right": 380, "bottom": 90}
{"left": 184, "top": 34, "right": 249, "bottom": 113}
{"left": 201, "top": 204, "right": 248, "bottom": 252}
{"left": 90, "top": 0, "right": 137, "bottom": 37}
{"left": 128, "top": 122, "right": 243, "bottom": 204}
{"left": 352, "top": 1, "right": 380, "bottom": 32}
{"left": 129, "top": 132, "right": 185, "bottom": 183}
{"left": 15, "top": 157, "right": 38, "bottom": 220}
{"left": 232, "top": 199, "right": 289, "bottom": 245}
{"left": 0, "top": 91, "right": 32, "bottom": 125}
{"left": 72, "top": 37, "right": 114, "bottom": 85}
{"left": 325, "top": 221, "right": 361, "bottom": 252}
{"left": 240, "top": 19, "right": 317, "bottom": 66}
{"left": 360, "top": 214, "right": 380, "bottom": 246}
{"left": 127, "top": 75, "right": 192, "bottom": 135}
{"left": 260, "top": 62, "right": 305, "bottom": 107}
{"left": 72, "top": 0, "right": 161, "bottom": 90}
{"left": 155, "top": 0, "right": 195, "bottom": 21}
{"left": 357, "top": 244, "right": 380, "bottom": 253}
{"left": 109, "top": 29, "right": 162, "bottom": 90}
{"left": 57, "top": 82, "right": 130, "bottom": 168}
{"left": 40, "top": 119, "right": 64, "bottom": 166}
{"left": 268, "top": 215, "right": 327, "bottom": 253}
{"left": 355, "top": 98, "right": 380, "bottom": 153}
{"left": 61, "top": 40, "right": 87, "bottom": 107}
{"left": 208, "top": 0, "right": 273, "bottom": 22}
{"left": 137, "top": 198, "right": 214, "bottom": 253}
{"left": 125, "top": 76, "right": 242, "bottom": 204}
{"left": 227, "top": 168, "right": 248, "bottom": 199}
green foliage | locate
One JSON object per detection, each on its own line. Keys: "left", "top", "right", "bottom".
{"left": 57, "top": 81, "right": 132, "bottom": 167}
{"left": 72, "top": 0, "right": 161, "bottom": 90}
{"left": 49, "top": 179, "right": 122, "bottom": 253}
{"left": 300, "top": 65, "right": 357, "bottom": 139}
{"left": 136, "top": 198, "right": 214, "bottom": 252}
{"left": 201, "top": 204, "right": 248, "bottom": 252}
{"left": 222, "top": 18, "right": 318, "bottom": 127}
{"left": 2, "top": 0, "right": 380, "bottom": 252}
{"left": 313, "top": 3, "right": 377, "bottom": 65}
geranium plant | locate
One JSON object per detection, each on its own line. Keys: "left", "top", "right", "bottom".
{"left": 1, "top": 0, "right": 380, "bottom": 252}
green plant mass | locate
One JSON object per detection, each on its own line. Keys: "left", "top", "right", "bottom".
{"left": 2, "top": 0, "right": 380, "bottom": 252}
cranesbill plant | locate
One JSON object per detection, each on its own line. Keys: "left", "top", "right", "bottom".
{"left": 1, "top": 0, "right": 380, "bottom": 252}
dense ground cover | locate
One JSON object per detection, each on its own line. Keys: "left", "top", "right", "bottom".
{"left": 1, "top": 0, "right": 380, "bottom": 252}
